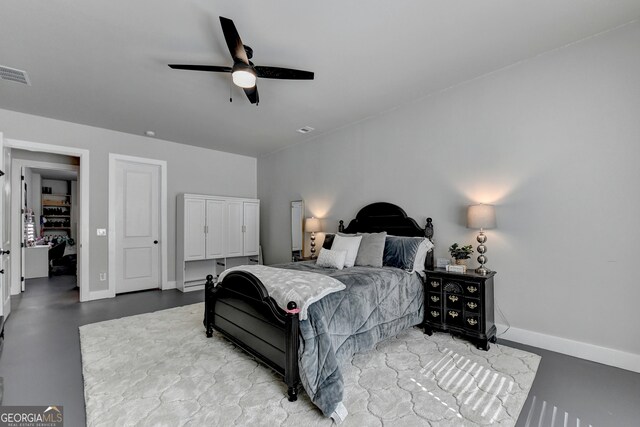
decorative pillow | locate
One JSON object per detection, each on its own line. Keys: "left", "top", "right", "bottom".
{"left": 383, "top": 236, "right": 426, "bottom": 271}
{"left": 412, "top": 238, "right": 434, "bottom": 273}
{"left": 340, "top": 232, "right": 387, "bottom": 267}
{"left": 315, "top": 248, "right": 347, "bottom": 270}
{"left": 330, "top": 234, "right": 362, "bottom": 268}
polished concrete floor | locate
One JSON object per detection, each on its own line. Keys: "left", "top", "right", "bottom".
{"left": 0, "top": 276, "right": 638, "bottom": 426}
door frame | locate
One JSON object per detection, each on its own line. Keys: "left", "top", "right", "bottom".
{"left": 11, "top": 159, "right": 79, "bottom": 294}
{"left": 4, "top": 138, "right": 90, "bottom": 302}
{"left": 108, "top": 153, "right": 168, "bottom": 297}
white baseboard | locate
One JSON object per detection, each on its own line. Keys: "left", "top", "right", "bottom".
{"left": 164, "top": 281, "right": 176, "bottom": 290}
{"left": 496, "top": 323, "right": 640, "bottom": 374}
{"left": 88, "top": 289, "right": 115, "bottom": 301}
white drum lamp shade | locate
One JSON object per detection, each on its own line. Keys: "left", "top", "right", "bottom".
{"left": 304, "top": 217, "right": 322, "bottom": 233}
{"left": 467, "top": 204, "right": 496, "bottom": 230}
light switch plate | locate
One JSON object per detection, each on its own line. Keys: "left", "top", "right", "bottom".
{"left": 97, "top": 228, "right": 107, "bottom": 236}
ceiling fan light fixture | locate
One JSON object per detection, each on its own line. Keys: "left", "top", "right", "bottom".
{"left": 232, "top": 69, "right": 256, "bottom": 88}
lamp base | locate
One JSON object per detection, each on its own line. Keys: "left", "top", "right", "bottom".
{"left": 475, "top": 266, "right": 490, "bottom": 275}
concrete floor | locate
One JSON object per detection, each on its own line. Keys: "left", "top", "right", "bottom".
{"left": 0, "top": 276, "right": 638, "bottom": 426}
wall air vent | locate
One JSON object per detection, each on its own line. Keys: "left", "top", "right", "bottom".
{"left": 0, "top": 65, "right": 31, "bottom": 85}
{"left": 296, "top": 126, "right": 314, "bottom": 134}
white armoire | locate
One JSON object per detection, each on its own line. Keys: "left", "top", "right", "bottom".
{"left": 176, "top": 193, "right": 260, "bottom": 292}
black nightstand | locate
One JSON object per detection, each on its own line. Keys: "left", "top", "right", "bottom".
{"left": 424, "top": 268, "right": 496, "bottom": 350}
{"left": 292, "top": 256, "right": 313, "bottom": 262}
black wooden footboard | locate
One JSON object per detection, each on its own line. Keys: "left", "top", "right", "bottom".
{"left": 204, "top": 273, "right": 300, "bottom": 401}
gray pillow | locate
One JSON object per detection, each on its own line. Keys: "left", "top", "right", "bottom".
{"left": 339, "top": 231, "right": 387, "bottom": 267}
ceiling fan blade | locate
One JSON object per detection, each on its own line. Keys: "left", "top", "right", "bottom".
{"left": 219, "top": 16, "right": 249, "bottom": 65}
{"left": 243, "top": 85, "right": 259, "bottom": 104}
{"left": 255, "top": 66, "right": 314, "bottom": 80}
{"left": 168, "top": 64, "right": 232, "bottom": 73}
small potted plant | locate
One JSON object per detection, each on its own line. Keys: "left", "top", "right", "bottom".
{"left": 448, "top": 243, "right": 474, "bottom": 266}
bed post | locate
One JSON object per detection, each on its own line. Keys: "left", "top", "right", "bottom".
{"left": 204, "top": 274, "right": 217, "bottom": 338}
{"left": 425, "top": 218, "right": 434, "bottom": 270}
{"left": 338, "top": 220, "right": 344, "bottom": 232}
{"left": 285, "top": 301, "right": 300, "bottom": 402}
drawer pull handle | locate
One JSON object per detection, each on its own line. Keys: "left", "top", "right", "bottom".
{"left": 431, "top": 281, "right": 440, "bottom": 288}
{"left": 467, "top": 318, "right": 478, "bottom": 326}
{"left": 430, "top": 311, "right": 439, "bottom": 317}
{"left": 467, "top": 302, "right": 478, "bottom": 309}
{"left": 448, "top": 311, "right": 459, "bottom": 318}
{"left": 449, "top": 295, "right": 459, "bottom": 302}
{"left": 431, "top": 296, "right": 440, "bottom": 303}
{"left": 467, "top": 285, "right": 478, "bottom": 293}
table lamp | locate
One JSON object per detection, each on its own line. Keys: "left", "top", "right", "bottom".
{"left": 305, "top": 217, "right": 322, "bottom": 258}
{"left": 467, "top": 204, "right": 496, "bottom": 275}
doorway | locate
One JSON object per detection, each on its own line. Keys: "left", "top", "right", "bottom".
{"left": 4, "top": 138, "right": 90, "bottom": 304}
{"left": 11, "top": 155, "right": 80, "bottom": 297}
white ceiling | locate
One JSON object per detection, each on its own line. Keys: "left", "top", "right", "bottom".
{"left": 1, "top": 1, "right": 639, "bottom": 157}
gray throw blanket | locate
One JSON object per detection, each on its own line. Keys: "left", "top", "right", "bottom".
{"left": 273, "top": 261, "right": 425, "bottom": 423}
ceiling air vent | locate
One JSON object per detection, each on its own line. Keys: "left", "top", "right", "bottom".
{"left": 297, "top": 126, "right": 314, "bottom": 134}
{"left": 0, "top": 65, "right": 31, "bottom": 85}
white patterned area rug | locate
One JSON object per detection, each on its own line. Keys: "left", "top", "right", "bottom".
{"left": 80, "top": 303, "right": 540, "bottom": 426}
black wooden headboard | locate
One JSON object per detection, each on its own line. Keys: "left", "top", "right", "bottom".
{"left": 326, "top": 202, "right": 434, "bottom": 269}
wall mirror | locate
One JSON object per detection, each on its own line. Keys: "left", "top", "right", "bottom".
{"left": 291, "top": 200, "right": 304, "bottom": 261}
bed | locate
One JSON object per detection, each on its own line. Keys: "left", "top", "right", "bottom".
{"left": 203, "top": 202, "right": 434, "bottom": 420}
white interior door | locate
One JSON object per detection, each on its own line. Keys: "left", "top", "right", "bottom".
{"left": 243, "top": 201, "right": 259, "bottom": 256}
{"left": 0, "top": 132, "right": 9, "bottom": 320}
{"left": 114, "top": 159, "right": 160, "bottom": 293}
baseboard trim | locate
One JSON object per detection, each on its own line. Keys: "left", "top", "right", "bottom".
{"left": 88, "top": 289, "right": 115, "bottom": 301}
{"left": 496, "top": 323, "right": 640, "bottom": 374}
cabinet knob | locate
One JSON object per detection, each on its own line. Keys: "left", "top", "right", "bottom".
{"left": 153, "top": 240, "right": 158, "bottom": 244}
{"left": 0, "top": 269, "right": 4, "bottom": 274}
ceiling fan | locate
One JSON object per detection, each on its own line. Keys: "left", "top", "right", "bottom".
{"left": 169, "top": 16, "right": 314, "bottom": 105}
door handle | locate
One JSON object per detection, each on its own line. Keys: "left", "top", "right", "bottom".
{"left": 0, "top": 269, "right": 4, "bottom": 274}
{"left": 0, "top": 250, "right": 9, "bottom": 255}
{"left": 153, "top": 240, "right": 158, "bottom": 244}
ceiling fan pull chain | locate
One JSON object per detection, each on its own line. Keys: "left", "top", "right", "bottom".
{"left": 229, "top": 80, "right": 233, "bottom": 102}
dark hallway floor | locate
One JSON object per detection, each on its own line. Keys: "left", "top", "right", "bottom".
{"left": 0, "top": 275, "right": 638, "bottom": 426}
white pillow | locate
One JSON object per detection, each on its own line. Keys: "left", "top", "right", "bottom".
{"left": 412, "top": 238, "right": 435, "bottom": 273}
{"left": 330, "top": 234, "right": 362, "bottom": 268}
{"left": 315, "top": 248, "right": 347, "bottom": 270}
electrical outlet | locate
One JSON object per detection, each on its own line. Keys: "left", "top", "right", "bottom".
{"left": 99, "top": 272, "right": 107, "bottom": 281}
{"left": 97, "top": 228, "right": 107, "bottom": 236}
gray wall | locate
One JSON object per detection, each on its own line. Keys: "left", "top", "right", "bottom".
{"left": 258, "top": 23, "right": 640, "bottom": 357}
{"left": 0, "top": 110, "right": 257, "bottom": 293}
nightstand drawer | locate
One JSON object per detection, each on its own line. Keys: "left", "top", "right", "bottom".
{"left": 445, "top": 293, "right": 462, "bottom": 310}
{"left": 427, "top": 278, "right": 442, "bottom": 291}
{"left": 464, "top": 298, "right": 480, "bottom": 313}
{"left": 445, "top": 309, "right": 463, "bottom": 327}
{"left": 427, "top": 308, "right": 442, "bottom": 323}
{"left": 428, "top": 293, "right": 442, "bottom": 307}
{"left": 464, "top": 282, "right": 482, "bottom": 296}
{"left": 464, "top": 313, "right": 481, "bottom": 331}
